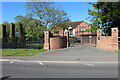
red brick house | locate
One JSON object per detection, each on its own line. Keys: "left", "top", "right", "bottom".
{"left": 58, "top": 21, "right": 96, "bottom": 37}
{"left": 56, "top": 21, "right": 97, "bottom": 44}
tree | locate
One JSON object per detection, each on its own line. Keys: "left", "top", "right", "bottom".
{"left": 14, "top": 15, "right": 33, "bottom": 27}
{"left": 14, "top": 15, "right": 45, "bottom": 38}
{"left": 27, "top": 19, "right": 43, "bottom": 28}
{"left": 25, "top": 1, "right": 70, "bottom": 32}
{"left": 25, "top": 19, "right": 45, "bottom": 38}
{"left": 25, "top": 26, "right": 44, "bottom": 38}
{"left": 87, "top": 2, "right": 120, "bottom": 35}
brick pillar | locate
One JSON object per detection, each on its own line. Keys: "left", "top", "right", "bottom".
{"left": 110, "top": 28, "right": 118, "bottom": 50}
{"left": 67, "top": 31, "right": 69, "bottom": 47}
{"left": 65, "top": 31, "right": 69, "bottom": 47}
{"left": 44, "top": 31, "right": 50, "bottom": 50}
{"left": 97, "top": 30, "right": 102, "bottom": 41}
{"left": 96, "top": 29, "right": 102, "bottom": 48}
{"left": 97, "top": 29, "right": 102, "bottom": 36}
{"left": 89, "top": 36, "right": 92, "bottom": 44}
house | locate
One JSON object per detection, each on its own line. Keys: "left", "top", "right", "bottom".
{"left": 58, "top": 21, "right": 94, "bottom": 37}
{"left": 68, "top": 21, "right": 92, "bottom": 36}
{"left": 57, "top": 21, "right": 97, "bottom": 44}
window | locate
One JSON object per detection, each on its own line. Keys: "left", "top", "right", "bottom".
{"left": 80, "top": 28, "right": 86, "bottom": 32}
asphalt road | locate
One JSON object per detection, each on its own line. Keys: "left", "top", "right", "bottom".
{"left": 2, "top": 61, "right": 118, "bottom": 78}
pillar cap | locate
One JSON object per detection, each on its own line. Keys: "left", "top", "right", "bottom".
{"left": 97, "top": 29, "right": 102, "bottom": 31}
{"left": 111, "top": 27, "right": 118, "bottom": 32}
{"left": 44, "top": 31, "right": 50, "bottom": 33}
{"left": 111, "top": 27, "right": 118, "bottom": 29}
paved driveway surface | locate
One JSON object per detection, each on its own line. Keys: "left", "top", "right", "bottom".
{"left": 1, "top": 47, "right": 118, "bottom": 62}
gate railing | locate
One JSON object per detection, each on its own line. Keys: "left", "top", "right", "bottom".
{"left": 1, "top": 37, "right": 44, "bottom": 49}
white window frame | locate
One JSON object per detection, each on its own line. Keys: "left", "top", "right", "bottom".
{"left": 80, "top": 28, "right": 86, "bottom": 32}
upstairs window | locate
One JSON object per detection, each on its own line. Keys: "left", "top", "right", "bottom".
{"left": 80, "top": 28, "right": 86, "bottom": 32}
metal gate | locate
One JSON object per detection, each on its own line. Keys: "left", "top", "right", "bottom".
{"left": 69, "top": 36, "right": 97, "bottom": 47}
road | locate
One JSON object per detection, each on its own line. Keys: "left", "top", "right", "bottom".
{"left": 2, "top": 60, "right": 118, "bottom": 78}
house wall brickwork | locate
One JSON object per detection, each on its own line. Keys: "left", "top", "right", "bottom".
{"left": 75, "top": 21, "right": 91, "bottom": 36}
{"left": 97, "top": 28, "right": 118, "bottom": 50}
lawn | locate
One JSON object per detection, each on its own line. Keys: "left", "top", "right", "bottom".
{"left": 0, "top": 49, "right": 47, "bottom": 56}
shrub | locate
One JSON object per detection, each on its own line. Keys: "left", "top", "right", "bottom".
{"left": 9, "top": 23, "right": 15, "bottom": 43}
{"left": 18, "top": 22, "right": 24, "bottom": 38}
{"left": 9, "top": 23, "right": 15, "bottom": 38}
{"left": 18, "top": 22, "right": 25, "bottom": 42}
{"left": 1, "top": 24, "right": 7, "bottom": 38}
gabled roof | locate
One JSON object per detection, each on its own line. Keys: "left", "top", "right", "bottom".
{"left": 68, "top": 21, "right": 91, "bottom": 29}
{"left": 70, "top": 21, "right": 82, "bottom": 29}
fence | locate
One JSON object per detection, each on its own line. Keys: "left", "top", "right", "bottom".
{"left": 1, "top": 37, "right": 44, "bottom": 49}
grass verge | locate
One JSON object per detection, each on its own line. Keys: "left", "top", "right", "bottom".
{"left": 114, "top": 50, "right": 120, "bottom": 53}
{"left": 0, "top": 49, "right": 47, "bottom": 56}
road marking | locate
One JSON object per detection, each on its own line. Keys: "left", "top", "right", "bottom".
{"left": 40, "top": 61, "right": 78, "bottom": 63}
{"left": 10, "top": 61, "right": 14, "bottom": 64}
{"left": 0, "top": 59, "right": 118, "bottom": 64}
{"left": 0, "top": 59, "right": 16, "bottom": 61}
{"left": 85, "top": 63, "right": 95, "bottom": 67}
{"left": 38, "top": 62, "right": 44, "bottom": 65}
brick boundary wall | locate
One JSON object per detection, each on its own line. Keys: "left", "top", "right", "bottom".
{"left": 97, "top": 28, "right": 118, "bottom": 50}
{"left": 44, "top": 31, "right": 69, "bottom": 50}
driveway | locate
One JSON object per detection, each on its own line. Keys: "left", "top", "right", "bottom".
{"left": 1, "top": 47, "right": 118, "bottom": 63}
